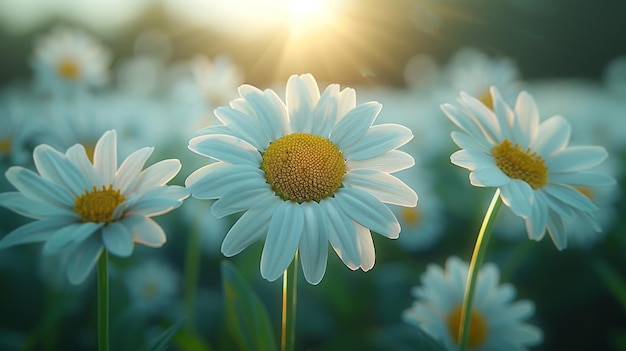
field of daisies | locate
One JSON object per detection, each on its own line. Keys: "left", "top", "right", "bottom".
{"left": 1, "top": 2, "right": 626, "bottom": 351}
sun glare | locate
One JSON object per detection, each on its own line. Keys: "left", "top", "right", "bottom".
{"left": 287, "top": 0, "right": 336, "bottom": 35}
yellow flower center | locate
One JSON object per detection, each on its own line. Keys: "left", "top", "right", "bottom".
{"left": 261, "top": 133, "right": 345, "bottom": 203}
{"left": 492, "top": 139, "right": 548, "bottom": 189}
{"left": 74, "top": 185, "right": 126, "bottom": 223}
{"left": 401, "top": 207, "right": 421, "bottom": 227}
{"left": 58, "top": 58, "right": 81, "bottom": 81}
{"left": 447, "top": 305, "right": 488, "bottom": 349}
{"left": 0, "top": 137, "right": 11, "bottom": 155}
{"left": 478, "top": 90, "right": 494, "bottom": 110}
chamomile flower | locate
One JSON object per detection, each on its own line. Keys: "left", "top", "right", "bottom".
{"left": 0, "top": 130, "right": 188, "bottom": 284}
{"left": 126, "top": 259, "right": 180, "bottom": 314}
{"left": 443, "top": 47, "right": 521, "bottom": 108}
{"left": 442, "top": 87, "right": 615, "bottom": 250}
{"left": 186, "top": 73, "right": 417, "bottom": 284}
{"left": 31, "top": 27, "right": 111, "bottom": 96}
{"left": 403, "top": 256, "right": 542, "bottom": 351}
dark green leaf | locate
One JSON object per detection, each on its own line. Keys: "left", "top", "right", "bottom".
{"left": 221, "top": 260, "right": 277, "bottom": 351}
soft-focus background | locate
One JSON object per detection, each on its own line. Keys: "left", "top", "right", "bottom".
{"left": 1, "top": 0, "right": 626, "bottom": 350}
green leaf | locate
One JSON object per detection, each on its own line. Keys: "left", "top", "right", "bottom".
{"left": 221, "top": 260, "right": 277, "bottom": 351}
{"left": 137, "top": 318, "right": 186, "bottom": 351}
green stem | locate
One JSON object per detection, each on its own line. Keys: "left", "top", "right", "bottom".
{"left": 97, "top": 250, "right": 109, "bottom": 351}
{"left": 458, "top": 189, "right": 502, "bottom": 351}
{"left": 281, "top": 251, "right": 298, "bottom": 351}
{"left": 183, "top": 226, "right": 201, "bottom": 332}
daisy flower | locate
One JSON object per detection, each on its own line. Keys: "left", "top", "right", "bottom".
{"left": 442, "top": 87, "right": 615, "bottom": 249}
{"left": 403, "top": 256, "right": 542, "bottom": 351}
{"left": 186, "top": 73, "right": 417, "bottom": 284}
{"left": 443, "top": 47, "right": 521, "bottom": 108}
{"left": 126, "top": 259, "right": 180, "bottom": 314}
{"left": 31, "top": 27, "right": 111, "bottom": 95}
{"left": 0, "top": 130, "right": 188, "bottom": 284}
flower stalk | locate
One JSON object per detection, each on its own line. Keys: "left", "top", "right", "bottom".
{"left": 458, "top": 189, "right": 502, "bottom": 351}
{"left": 97, "top": 250, "right": 109, "bottom": 351}
{"left": 281, "top": 251, "right": 298, "bottom": 351}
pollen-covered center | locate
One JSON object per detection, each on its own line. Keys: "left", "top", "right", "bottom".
{"left": 492, "top": 139, "right": 548, "bottom": 189}
{"left": 447, "top": 305, "right": 488, "bottom": 348}
{"left": 261, "top": 133, "right": 345, "bottom": 203}
{"left": 74, "top": 185, "right": 126, "bottom": 223}
{"left": 58, "top": 58, "right": 81, "bottom": 80}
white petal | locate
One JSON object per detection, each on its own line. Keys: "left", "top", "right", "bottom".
{"left": 65, "top": 144, "right": 98, "bottom": 183}
{"left": 531, "top": 115, "right": 571, "bottom": 157}
{"left": 33, "top": 144, "right": 90, "bottom": 195}
{"left": 311, "top": 84, "right": 340, "bottom": 136}
{"left": 542, "top": 184, "right": 598, "bottom": 212}
{"left": 500, "top": 180, "right": 534, "bottom": 218}
{"left": 459, "top": 91, "right": 501, "bottom": 142}
{"left": 114, "top": 147, "right": 153, "bottom": 194}
{"left": 355, "top": 224, "right": 375, "bottom": 271}
{"left": 469, "top": 167, "right": 510, "bottom": 187}
{"left": 93, "top": 130, "right": 117, "bottom": 185}
{"left": 549, "top": 171, "right": 616, "bottom": 187}
{"left": 214, "top": 106, "right": 269, "bottom": 150}
{"left": 450, "top": 131, "right": 491, "bottom": 153}
{"left": 185, "top": 162, "right": 227, "bottom": 192}
{"left": 221, "top": 196, "right": 279, "bottom": 256}
{"left": 188, "top": 134, "right": 261, "bottom": 165}
{"left": 342, "top": 124, "right": 413, "bottom": 161}
{"left": 321, "top": 197, "right": 360, "bottom": 267}
{"left": 513, "top": 91, "right": 540, "bottom": 147}
{"left": 102, "top": 222, "right": 134, "bottom": 257}
{"left": 441, "top": 103, "right": 491, "bottom": 145}
{"left": 67, "top": 235, "right": 103, "bottom": 285}
{"left": 5, "top": 166, "right": 74, "bottom": 206}
{"left": 187, "top": 164, "right": 264, "bottom": 199}
{"left": 260, "top": 202, "right": 303, "bottom": 281}
{"left": 211, "top": 186, "right": 270, "bottom": 218}
{"left": 347, "top": 150, "right": 414, "bottom": 173}
{"left": 525, "top": 192, "right": 548, "bottom": 240}
{"left": 330, "top": 102, "right": 381, "bottom": 149}
{"left": 239, "top": 84, "right": 289, "bottom": 143}
{"left": 134, "top": 159, "right": 182, "bottom": 194}
{"left": 344, "top": 169, "right": 417, "bottom": 207}
{"left": 0, "top": 192, "right": 77, "bottom": 219}
{"left": 546, "top": 211, "right": 567, "bottom": 250}
{"left": 43, "top": 222, "right": 101, "bottom": 255}
{"left": 129, "top": 186, "right": 188, "bottom": 216}
{"left": 334, "top": 187, "right": 400, "bottom": 238}
{"left": 0, "top": 219, "right": 68, "bottom": 249}
{"left": 287, "top": 73, "right": 320, "bottom": 133}
{"left": 298, "top": 201, "right": 328, "bottom": 285}
{"left": 450, "top": 149, "right": 495, "bottom": 171}
{"left": 490, "top": 87, "right": 514, "bottom": 140}
{"left": 547, "top": 146, "right": 608, "bottom": 173}
{"left": 124, "top": 215, "right": 167, "bottom": 247}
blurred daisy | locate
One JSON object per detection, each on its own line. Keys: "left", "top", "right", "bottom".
{"left": 186, "top": 73, "right": 417, "bottom": 284}
{"left": 31, "top": 27, "right": 111, "bottom": 96}
{"left": 0, "top": 90, "right": 42, "bottom": 167}
{"left": 126, "top": 259, "right": 180, "bottom": 314}
{"left": 0, "top": 130, "right": 188, "bottom": 284}
{"left": 442, "top": 47, "right": 520, "bottom": 108}
{"left": 442, "top": 87, "right": 615, "bottom": 249}
{"left": 393, "top": 164, "right": 445, "bottom": 252}
{"left": 403, "top": 256, "right": 542, "bottom": 351}
{"left": 191, "top": 54, "right": 244, "bottom": 108}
